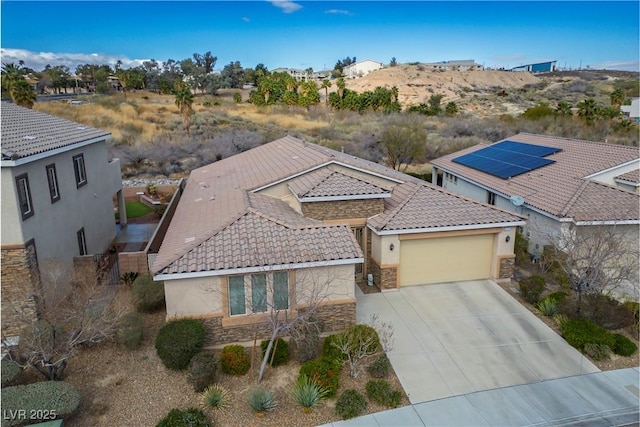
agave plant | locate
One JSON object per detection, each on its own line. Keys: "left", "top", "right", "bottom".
{"left": 536, "top": 297, "right": 558, "bottom": 317}
{"left": 200, "top": 385, "right": 229, "bottom": 410}
{"left": 247, "top": 386, "right": 277, "bottom": 414}
{"left": 292, "top": 375, "right": 329, "bottom": 411}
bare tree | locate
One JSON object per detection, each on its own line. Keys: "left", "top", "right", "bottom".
{"left": 6, "top": 261, "right": 128, "bottom": 380}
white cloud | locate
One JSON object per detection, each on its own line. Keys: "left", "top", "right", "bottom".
{"left": 242, "top": 16, "right": 251, "bottom": 22}
{"left": 0, "top": 48, "right": 148, "bottom": 72}
{"left": 590, "top": 60, "right": 639, "bottom": 72}
{"left": 268, "top": 0, "right": 302, "bottom": 14}
{"left": 325, "top": 9, "right": 352, "bottom": 16}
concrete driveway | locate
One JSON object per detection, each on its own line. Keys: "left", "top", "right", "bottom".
{"left": 356, "top": 280, "right": 599, "bottom": 404}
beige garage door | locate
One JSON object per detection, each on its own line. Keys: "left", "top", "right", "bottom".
{"left": 399, "top": 234, "right": 494, "bottom": 286}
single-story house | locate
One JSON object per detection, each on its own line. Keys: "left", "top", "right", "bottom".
{"left": 621, "top": 98, "right": 640, "bottom": 123}
{"left": 152, "top": 136, "right": 525, "bottom": 345}
{"left": 343, "top": 60, "right": 384, "bottom": 79}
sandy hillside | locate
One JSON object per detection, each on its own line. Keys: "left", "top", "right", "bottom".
{"left": 342, "top": 64, "right": 540, "bottom": 106}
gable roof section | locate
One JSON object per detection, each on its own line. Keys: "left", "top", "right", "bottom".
{"left": 561, "top": 180, "right": 640, "bottom": 223}
{"left": 615, "top": 169, "right": 640, "bottom": 186}
{"left": 288, "top": 166, "right": 390, "bottom": 200}
{"left": 431, "top": 133, "right": 640, "bottom": 221}
{"left": 1, "top": 102, "right": 110, "bottom": 163}
{"left": 369, "top": 182, "right": 524, "bottom": 233}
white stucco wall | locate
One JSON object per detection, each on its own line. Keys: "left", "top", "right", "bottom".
{"left": 370, "top": 232, "right": 400, "bottom": 265}
{"left": 164, "top": 276, "right": 223, "bottom": 317}
{"left": 588, "top": 162, "right": 640, "bottom": 187}
{"left": 295, "top": 264, "right": 355, "bottom": 303}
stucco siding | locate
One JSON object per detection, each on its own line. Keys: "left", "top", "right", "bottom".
{"left": 442, "top": 176, "right": 488, "bottom": 201}
{"left": 164, "top": 276, "right": 222, "bottom": 317}
{"left": 588, "top": 162, "right": 639, "bottom": 187}
{"left": 295, "top": 264, "right": 355, "bottom": 303}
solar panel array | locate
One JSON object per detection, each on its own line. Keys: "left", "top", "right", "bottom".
{"left": 452, "top": 141, "right": 562, "bottom": 179}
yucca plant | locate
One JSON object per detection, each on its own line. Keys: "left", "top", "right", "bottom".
{"left": 292, "top": 375, "right": 329, "bottom": 412}
{"left": 200, "top": 385, "right": 229, "bottom": 410}
{"left": 536, "top": 297, "right": 558, "bottom": 317}
{"left": 247, "top": 386, "right": 277, "bottom": 414}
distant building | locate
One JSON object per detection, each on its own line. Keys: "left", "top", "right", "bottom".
{"left": 343, "top": 60, "right": 384, "bottom": 79}
{"left": 421, "top": 60, "right": 483, "bottom": 71}
{"left": 511, "top": 61, "right": 557, "bottom": 73}
{"left": 621, "top": 98, "right": 640, "bottom": 122}
{"left": 271, "top": 68, "right": 331, "bottom": 81}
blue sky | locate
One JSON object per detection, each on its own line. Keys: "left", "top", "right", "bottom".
{"left": 1, "top": 1, "right": 638, "bottom": 72}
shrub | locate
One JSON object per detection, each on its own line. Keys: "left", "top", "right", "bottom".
{"left": 132, "top": 274, "right": 165, "bottom": 313}
{"left": 367, "top": 354, "right": 391, "bottom": 378}
{"left": 624, "top": 301, "right": 639, "bottom": 330}
{"left": 188, "top": 352, "right": 218, "bottom": 392}
{"left": 335, "top": 389, "right": 367, "bottom": 420}
{"left": 547, "top": 291, "right": 568, "bottom": 303}
{"left": 322, "top": 333, "right": 345, "bottom": 362}
{"left": 200, "top": 385, "right": 229, "bottom": 410}
{"left": 1, "top": 360, "right": 21, "bottom": 388}
{"left": 613, "top": 334, "right": 638, "bottom": 357}
{"left": 119, "top": 271, "right": 139, "bottom": 287}
{"left": 583, "top": 293, "right": 635, "bottom": 330}
{"left": 584, "top": 343, "right": 612, "bottom": 361}
{"left": 291, "top": 321, "right": 321, "bottom": 362}
{"left": 233, "top": 92, "right": 242, "bottom": 103}
{"left": 514, "top": 231, "right": 529, "bottom": 265}
{"left": 117, "top": 312, "right": 144, "bottom": 350}
{"left": 1, "top": 381, "right": 81, "bottom": 427}
{"left": 247, "top": 386, "right": 277, "bottom": 413}
{"left": 519, "top": 276, "right": 545, "bottom": 304}
{"left": 156, "top": 408, "right": 211, "bottom": 427}
{"left": 365, "top": 379, "right": 402, "bottom": 408}
{"left": 220, "top": 345, "right": 250, "bottom": 376}
{"left": 261, "top": 338, "right": 289, "bottom": 367}
{"left": 561, "top": 318, "right": 616, "bottom": 351}
{"left": 155, "top": 319, "right": 206, "bottom": 370}
{"left": 299, "top": 357, "right": 341, "bottom": 397}
{"left": 292, "top": 374, "right": 329, "bottom": 411}
{"left": 536, "top": 297, "right": 559, "bottom": 317}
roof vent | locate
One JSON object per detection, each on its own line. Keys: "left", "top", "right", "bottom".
{"left": 292, "top": 156, "right": 299, "bottom": 159}
{"left": 76, "top": 126, "right": 87, "bottom": 130}
{"left": 194, "top": 197, "right": 203, "bottom": 202}
{"left": 23, "top": 135, "right": 37, "bottom": 140}
{"left": 184, "top": 237, "right": 195, "bottom": 243}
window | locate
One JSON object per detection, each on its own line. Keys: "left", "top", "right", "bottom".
{"left": 46, "top": 164, "right": 60, "bottom": 203}
{"left": 77, "top": 228, "right": 87, "bottom": 256}
{"left": 15, "top": 173, "right": 34, "bottom": 220}
{"left": 487, "top": 192, "right": 496, "bottom": 205}
{"left": 228, "top": 272, "right": 290, "bottom": 316}
{"left": 73, "top": 154, "right": 87, "bottom": 188}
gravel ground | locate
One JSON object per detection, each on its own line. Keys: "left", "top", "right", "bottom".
{"left": 59, "top": 310, "right": 408, "bottom": 427}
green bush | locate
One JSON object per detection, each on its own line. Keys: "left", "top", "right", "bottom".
{"left": 292, "top": 374, "right": 329, "bottom": 410}
{"left": 322, "top": 333, "right": 345, "bottom": 362}
{"left": 324, "top": 325, "right": 381, "bottom": 364}
{"left": 261, "top": 338, "right": 289, "bottom": 367}
{"left": 233, "top": 92, "right": 242, "bottom": 103}
{"left": 2, "top": 381, "right": 81, "bottom": 427}
{"left": 247, "top": 386, "right": 277, "bottom": 413}
{"left": 1, "top": 360, "right": 21, "bottom": 388}
{"left": 200, "top": 385, "right": 229, "bottom": 410}
{"left": 547, "top": 291, "right": 568, "bottom": 303}
{"left": 335, "top": 389, "right": 367, "bottom": 420}
{"left": 132, "top": 274, "right": 165, "bottom": 313}
{"left": 613, "top": 333, "right": 638, "bottom": 357}
{"left": 536, "top": 297, "right": 559, "bottom": 317}
{"left": 519, "top": 276, "right": 545, "bottom": 304}
{"left": 561, "top": 318, "right": 616, "bottom": 352}
{"left": 220, "top": 345, "right": 250, "bottom": 376}
{"left": 155, "top": 319, "right": 206, "bottom": 370}
{"left": 365, "top": 379, "right": 402, "bottom": 408}
{"left": 583, "top": 293, "right": 635, "bottom": 330}
{"left": 514, "top": 231, "right": 529, "bottom": 265}
{"left": 624, "top": 301, "right": 640, "bottom": 330}
{"left": 156, "top": 408, "right": 211, "bottom": 427}
{"left": 584, "top": 343, "right": 612, "bottom": 361}
{"left": 188, "top": 352, "right": 218, "bottom": 392}
{"left": 117, "top": 312, "right": 144, "bottom": 350}
{"left": 367, "top": 354, "right": 391, "bottom": 378}
{"left": 299, "top": 357, "right": 341, "bottom": 397}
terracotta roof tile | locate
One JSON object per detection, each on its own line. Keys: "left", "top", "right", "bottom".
{"left": 616, "top": 169, "right": 640, "bottom": 184}
{"left": 289, "top": 166, "right": 390, "bottom": 198}
{"left": 431, "top": 133, "right": 640, "bottom": 221}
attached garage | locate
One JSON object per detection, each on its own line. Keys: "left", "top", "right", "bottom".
{"left": 399, "top": 233, "right": 495, "bottom": 286}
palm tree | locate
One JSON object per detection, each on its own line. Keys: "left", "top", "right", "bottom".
{"left": 336, "top": 78, "right": 346, "bottom": 99}
{"left": 577, "top": 98, "right": 600, "bottom": 125}
{"left": 1, "top": 62, "right": 25, "bottom": 92}
{"left": 390, "top": 86, "right": 399, "bottom": 103}
{"left": 174, "top": 80, "right": 194, "bottom": 136}
{"left": 610, "top": 88, "right": 625, "bottom": 109}
{"left": 555, "top": 101, "right": 572, "bottom": 117}
{"left": 321, "top": 79, "right": 331, "bottom": 106}
{"left": 11, "top": 80, "right": 36, "bottom": 108}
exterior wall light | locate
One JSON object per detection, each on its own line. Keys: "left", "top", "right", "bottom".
{"left": 389, "top": 243, "right": 395, "bottom": 251}
{"left": 505, "top": 235, "right": 511, "bottom": 243}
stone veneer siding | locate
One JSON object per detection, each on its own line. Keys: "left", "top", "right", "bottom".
{"left": 198, "top": 300, "right": 356, "bottom": 347}
{"left": 499, "top": 256, "right": 515, "bottom": 280}
{"left": 1, "top": 241, "right": 41, "bottom": 336}
{"left": 369, "top": 258, "right": 398, "bottom": 290}
{"left": 301, "top": 199, "right": 384, "bottom": 221}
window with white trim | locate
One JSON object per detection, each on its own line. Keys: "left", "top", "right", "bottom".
{"left": 73, "top": 154, "right": 87, "bottom": 188}
{"left": 228, "top": 272, "right": 289, "bottom": 316}
{"left": 46, "top": 164, "right": 61, "bottom": 203}
{"left": 16, "top": 173, "right": 34, "bottom": 220}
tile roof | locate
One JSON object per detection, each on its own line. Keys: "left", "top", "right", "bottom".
{"left": 431, "top": 133, "right": 640, "bottom": 221}
{"left": 368, "top": 182, "right": 524, "bottom": 232}
{"left": 615, "top": 169, "right": 640, "bottom": 184}
{"left": 154, "top": 136, "right": 524, "bottom": 276}
{"left": 1, "top": 102, "right": 110, "bottom": 160}
{"left": 288, "top": 166, "right": 390, "bottom": 199}
{"left": 562, "top": 180, "right": 640, "bottom": 222}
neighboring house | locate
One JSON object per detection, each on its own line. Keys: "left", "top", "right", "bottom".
{"left": 621, "top": 98, "right": 640, "bottom": 122}
{"left": 430, "top": 133, "right": 640, "bottom": 262}
{"left": 1, "top": 103, "right": 126, "bottom": 337}
{"left": 422, "top": 60, "right": 484, "bottom": 71}
{"left": 343, "top": 60, "right": 384, "bottom": 79}
{"left": 271, "top": 68, "right": 331, "bottom": 81}
{"left": 511, "top": 61, "right": 557, "bottom": 73}
{"left": 152, "top": 136, "right": 524, "bottom": 346}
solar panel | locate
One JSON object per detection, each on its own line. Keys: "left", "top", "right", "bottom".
{"left": 452, "top": 141, "right": 561, "bottom": 179}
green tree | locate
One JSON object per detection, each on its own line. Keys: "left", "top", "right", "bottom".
{"left": 10, "top": 79, "right": 37, "bottom": 108}
{"left": 321, "top": 79, "right": 331, "bottom": 106}
{"left": 298, "top": 80, "right": 320, "bottom": 108}
{"left": 522, "top": 103, "right": 555, "bottom": 120}
{"left": 192, "top": 51, "right": 217, "bottom": 74}
{"left": 174, "top": 80, "right": 194, "bottom": 136}
{"left": 555, "top": 101, "right": 572, "bottom": 117}
{"left": 390, "top": 57, "right": 397, "bottom": 67}
{"left": 336, "top": 77, "right": 346, "bottom": 99}
{"left": 1, "top": 62, "right": 25, "bottom": 93}
{"left": 427, "top": 94, "right": 444, "bottom": 116}
{"left": 577, "top": 98, "right": 600, "bottom": 125}
{"left": 220, "top": 61, "right": 245, "bottom": 89}
{"left": 445, "top": 101, "right": 459, "bottom": 116}
{"left": 610, "top": 87, "right": 625, "bottom": 109}
{"left": 379, "top": 114, "right": 427, "bottom": 171}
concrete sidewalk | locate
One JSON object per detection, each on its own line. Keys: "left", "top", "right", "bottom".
{"left": 321, "top": 367, "right": 640, "bottom": 427}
